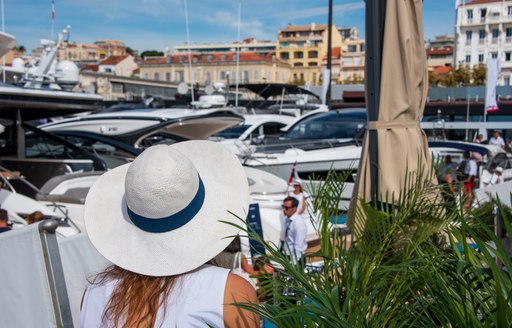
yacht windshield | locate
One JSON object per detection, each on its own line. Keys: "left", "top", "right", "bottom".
{"left": 211, "top": 124, "right": 251, "bottom": 139}
{"left": 283, "top": 111, "right": 366, "bottom": 139}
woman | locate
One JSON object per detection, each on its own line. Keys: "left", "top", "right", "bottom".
{"left": 288, "top": 179, "right": 307, "bottom": 215}
{"left": 80, "top": 141, "right": 259, "bottom": 327}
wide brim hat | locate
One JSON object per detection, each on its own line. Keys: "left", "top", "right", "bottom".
{"left": 84, "top": 140, "right": 249, "bottom": 277}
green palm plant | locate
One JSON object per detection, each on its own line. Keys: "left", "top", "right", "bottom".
{"left": 234, "top": 169, "right": 512, "bottom": 327}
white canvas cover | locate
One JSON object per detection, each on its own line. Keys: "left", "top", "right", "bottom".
{"left": 58, "top": 233, "right": 111, "bottom": 328}
{"left": 0, "top": 224, "right": 57, "bottom": 327}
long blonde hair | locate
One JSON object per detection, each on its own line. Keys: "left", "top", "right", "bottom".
{"left": 93, "top": 266, "right": 180, "bottom": 327}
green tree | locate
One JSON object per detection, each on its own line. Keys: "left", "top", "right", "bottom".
{"left": 126, "top": 47, "right": 135, "bottom": 56}
{"left": 237, "top": 170, "right": 512, "bottom": 327}
{"left": 452, "top": 64, "right": 472, "bottom": 86}
{"left": 471, "top": 63, "right": 486, "bottom": 86}
{"left": 140, "top": 50, "right": 164, "bottom": 59}
{"left": 16, "top": 45, "right": 26, "bottom": 53}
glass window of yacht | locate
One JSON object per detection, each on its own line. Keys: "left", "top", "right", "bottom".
{"left": 211, "top": 124, "right": 251, "bottom": 139}
{"left": 283, "top": 110, "right": 367, "bottom": 140}
{"left": 58, "top": 135, "right": 134, "bottom": 169}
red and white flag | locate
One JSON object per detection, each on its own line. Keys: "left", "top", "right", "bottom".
{"left": 288, "top": 161, "right": 297, "bottom": 185}
{"left": 485, "top": 58, "right": 500, "bottom": 112}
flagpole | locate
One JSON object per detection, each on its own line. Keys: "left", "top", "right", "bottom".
{"left": 51, "top": 0, "right": 55, "bottom": 40}
{"left": 1, "top": 0, "right": 5, "bottom": 83}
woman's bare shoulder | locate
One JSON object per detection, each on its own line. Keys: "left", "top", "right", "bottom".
{"left": 223, "top": 273, "right": 259, "bottom": 328}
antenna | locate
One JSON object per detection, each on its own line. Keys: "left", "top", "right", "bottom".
{"left": 235, "top": 2, "right": 241, "bottom": 107}
{"left": 183, "top": 0, "right": 195, "bottom": 103}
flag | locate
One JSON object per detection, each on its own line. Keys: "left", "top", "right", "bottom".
{"left": 288, "top": 161, "right": 297, "bottom": 185}
{"left": 51, "top": 0, "right": 55, "bottom": 20}
{"left": 485, "top": 58, "right": 500, "bottom": 112}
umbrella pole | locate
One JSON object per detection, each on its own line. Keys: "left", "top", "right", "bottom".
{"left": 365, "top": 0, "right": 387, "bottom": 206}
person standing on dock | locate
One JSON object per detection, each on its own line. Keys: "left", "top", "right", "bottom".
{"left": 280, "top": 196, "right": 307, "bottom": 267}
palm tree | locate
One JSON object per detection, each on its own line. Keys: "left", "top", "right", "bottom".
{"left": 236, "top": 171, "right": 512, "bottom": 327}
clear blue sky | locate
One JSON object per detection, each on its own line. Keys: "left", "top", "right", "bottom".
{"left": 6, "top": 0, "right": 456, "bottom": 53}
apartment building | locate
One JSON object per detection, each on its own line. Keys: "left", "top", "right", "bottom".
{"left": 173, "top": 38, "right": 276, "bottom": 55}
{"left": 340, "top": 37, "right": 365, "bottom": 83}
{"left": 138, "top": 51, "right": 290, "bottom": 85}
{"left": 95, "top": 39, "right": 127, "bottom": 60}
{"left": 58, "top": 42, "right": 99, "bottom": 62}
{"left": 455, "top": 0, "right": 512, "bottom": 85}
{"left": 276, "top": 23, "right": 343, "bottom": 85}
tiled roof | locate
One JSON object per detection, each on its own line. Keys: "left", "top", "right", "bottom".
{"left": 100, "top": 55, "right": 129, "bottom": 65}
{"left": 141, "top": 51, "right": 277, "bottom": 66}
{"left": 433, "top": 66, "right": 452, "bottom": 75}
{"left": 80, "top": 64, "right": 99, "bottom": 72}
{"left": 426, "top": 47, "right": 454, "bottom": 56}
{"left": 464, "top": 0, "right": 500, "bottom": 5}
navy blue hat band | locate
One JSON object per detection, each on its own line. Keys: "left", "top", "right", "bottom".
{"left": 127, "top": 175, "right": 205, "bottom": 233}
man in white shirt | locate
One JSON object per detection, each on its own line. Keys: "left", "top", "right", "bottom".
{"left": 280, "top": 196, "right": 308, "bottom": 267}
{"left": 489, "top": 130, "right": 505, "bottom": 149}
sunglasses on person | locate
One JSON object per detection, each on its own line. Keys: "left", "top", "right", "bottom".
{"left": 281, "top": 204, "right": 295, "bottom": 210}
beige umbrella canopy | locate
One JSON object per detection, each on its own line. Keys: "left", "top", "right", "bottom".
{"left": 348, "top": 0, "right": 435, "bottom": 230}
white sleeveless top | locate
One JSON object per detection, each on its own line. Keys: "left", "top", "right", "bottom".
{"left": 289, "top": 192, "right": 305, "bottom": 213}
{"left": 80, "top": 264, "right": 229, "bottom": 327}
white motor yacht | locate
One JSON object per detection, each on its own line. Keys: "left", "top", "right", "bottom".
{"left": 242, "top": 108, "right": 508, "bottom": 210}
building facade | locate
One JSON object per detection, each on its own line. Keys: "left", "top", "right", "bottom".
{"left": 276, "top": 23, "right": 343, "bottom": 85}
{"left": 455, "top": 0, "right": 512, "bottom": 85}
{"left": 58, "top": 42, "right": 99, "bottom": 62}
{"left": 173, "top": 38, "right": 276, "bottom": 55}
{"left": 138, "top": 51, "right": 290, "bottom": 85}
{"left": 339, "top": 37, "right": 365, "bottom": 83}
{"left": 94, "top": 39, "right": 127, "bottom": 60}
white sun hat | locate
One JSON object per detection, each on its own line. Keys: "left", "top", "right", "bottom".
{"left": 84, "top": 140, "right": 249, "bottom": 277}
